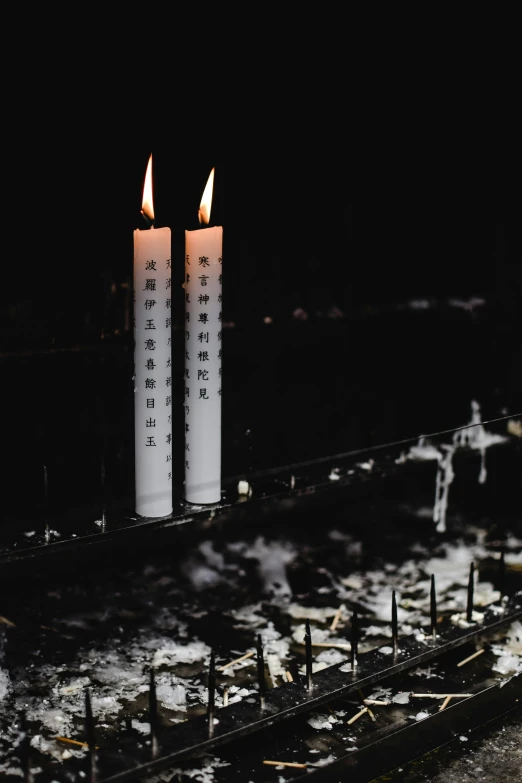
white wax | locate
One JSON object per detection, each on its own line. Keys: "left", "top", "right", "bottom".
{"left": 134, "top": 226, "right": 173, "bottom": 517}
{"left": 184, "top": 226, "right": 223, "bottom": 504}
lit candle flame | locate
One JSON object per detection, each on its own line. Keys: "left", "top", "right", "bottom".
{"left": 141, "top": 154, "right": 154, "bottom": 223}
{"left": 198, "top": 168, "right": 215, "bottom": 225}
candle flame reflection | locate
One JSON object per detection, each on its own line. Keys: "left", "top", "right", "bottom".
{"left": 198, "top": 168, "right": 215, "bottom": 225}
{"left": 141, "top": 154, "right": 154, "bottom": 223}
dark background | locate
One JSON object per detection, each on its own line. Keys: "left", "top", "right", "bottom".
{"left": 0, "top": 155, "right": 520, "bottom": 516}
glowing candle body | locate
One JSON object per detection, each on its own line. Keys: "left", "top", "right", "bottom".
{"left": 134, "top": 226, "right": 173, "bottom": 517}
{"left": 184, "top": 226, "right": 223, "bottom": 503}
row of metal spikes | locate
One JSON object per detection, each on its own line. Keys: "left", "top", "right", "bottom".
{"left": 16, "top": 556, "right": 505, "bottom": 782}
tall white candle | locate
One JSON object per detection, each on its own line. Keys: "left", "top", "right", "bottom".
{"left": 184, "top": 168, "right": 223, "bottom": 504}
{"left": 134, "top": 155, "right": 173, "bottom": 517}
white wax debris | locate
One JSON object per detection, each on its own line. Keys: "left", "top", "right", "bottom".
{"left": 433, "top": 445, "right": 455, "bottom": 533}
{"left": 491, "top": 621, "right": 522, "bottom": 677}
{"left": 156, "top": 676, "right": 187, "bottom": 711}
{"left": 287, "top": 604, "right": 339, "bottom": 621}
{"left": 237, "top": 480, "right": 251, "bottom": 497}
{"left": 316, "top": 649, "right": 346, "bottom": 665}
{"left": 152, "top": 640, "right": 210, "bottom": 667}
{"left": 243, "top": 537, "right": 295, "bottom": 598}
{"left": 329, "top": 468, "right": 341, "bottom": 481}
{"left": 57, "top": 677, "right": 90, "bottom": 696}
{"left": 0, "top": 670, "right": 10, "bottom": 701}
{"left": 307, "top": 713, "right": 339, "bottom": 730}
{"left": 450, "top": 610, "right": 485, "bottom": 628}
{"left": 313, "top": 753, "right": 338, "bottom": 767}
{"left": 415, "top": 711, "right": 429, "bottom": 721}
{"left": 379, "top": 646, "right": 394, "bottom": 655}
{"left": 392, "top": 692, "right": 410, "bottom": 704}
{"left": 131, "top": 719, "right": 151, "bottom": 735}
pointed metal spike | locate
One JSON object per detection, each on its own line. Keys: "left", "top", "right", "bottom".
{"left": 257, "top": 634, "right": 266, "bottom": 708}
{"left": 350, "top": 610, "right": 359, "bottom": 670}
{"left": 499, "top": 550, "right": 506, "bottom": 601}
{"left": 20, "top": 712, "right": 32, "bottom": 783}
{"left": 430, "top": 575, "right": 437, "bottom": 642}
{"left": 100, "top": 453, "right": 108, "bottom": 531}
{"left": 43, "top": 465, "right": 48, "bottom": 508}
{"left": 466, "top": 562, "right": 475, "bottom": 623}
{"left": 305, "top": 620, "right": 313, "bottom": 690}
{"left": 391, "top": 590, "right": 398, "bottom": 655}
{"left": 43, "top": 465, "right": 50, "bottom": 544}
{"left": 149, "top": 668, "right": 159, "bottom": 759}
{"left": 85, "top": 688, "right": 97, "bottom": 783}
{"left": 207, "top": 650, "right": 216, "bottom": 737}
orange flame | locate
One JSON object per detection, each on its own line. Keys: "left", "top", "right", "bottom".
{"left": 141, "top": 154, "right": 154, "bottom": 222}
{"left": 198, "top": 168, "right": 215, "bottom": 225}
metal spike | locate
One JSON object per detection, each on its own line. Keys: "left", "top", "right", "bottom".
{"left": 43, "top": 464, "right": 48, "bottom": 507}
{"left": 350, "top": 610, "right": 359, "bottom": 670}
{"left": 257, "top": 634, "right": 266, "bottom": 708}
{"left": 430, "top": 575, "right": 437, "bottom": 642}
{"left": 466, "top": 562, "right": 475, "bottom": 623}
{"left": 43, "top": 465, "right": 50, "bottom": 544}
{"left": 20, "top": 712, "right": 32, "bottom": 783}
{"left": 149, "top": 668, "right": 159, "bottom": 759}
{"left": 100, "top": 454, "right": 107, "bottom": 532}
{"left": 305, "top": 620, "right": 313, "bottom": 690}
{"left": 85, "top": 688, "right": 97, "bottom": 783}
{"left": 207, "top": 650, "right": 216, "bottom": 737}
{"left": 391, "top": 590, "right": 398, "bottom": 655}
{"left": 499, "top": 550, "right": 506, "bottom": 601}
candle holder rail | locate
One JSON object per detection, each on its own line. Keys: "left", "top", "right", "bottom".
{"left": 0, "top": 430, "right": 518, "bottom": 569}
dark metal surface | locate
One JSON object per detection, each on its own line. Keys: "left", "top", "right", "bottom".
{"left": 293, "top": 678, "right": 522, "bottom": 782}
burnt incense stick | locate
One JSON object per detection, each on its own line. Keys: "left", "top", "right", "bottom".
{"left": 430, "top": 575, "right": 437, "bottom": 642}
{"left": 305, "top": 620, "right": 313, "bottom": 691}
{"left": 351, "top": 610, "right": 359, "bottom": 669}
{"left": 392, "top": 590, "right": 398, "bottom": 655}
{"left": 84, "top": 689, "right": 97, "bottom": 783}
{"left": 208, "top": 650, "right": 216, "bottom": 737}
{"left": 467, "top": 562, "right": 475, "bottom": 623}
{"left": 149, "top": 668, "right": 159, "bottom": 759}
{"left": 257, "top": 634, "right": 266, "bottom": 708}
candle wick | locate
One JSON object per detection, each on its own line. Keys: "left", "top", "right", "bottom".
{"left": 140, "top": 210, "right": 155, "bottom": 229}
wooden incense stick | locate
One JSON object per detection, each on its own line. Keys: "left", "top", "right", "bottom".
{"left": 457, "top": 648, "right": 485, "bottom": 667}
{"left": 217, "top": 651, "right": 255, "bottom": 671}
{"left": 347, "top": 707, "right": 368, "bottom": 725}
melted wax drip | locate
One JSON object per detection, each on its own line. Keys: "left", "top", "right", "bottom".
{"left": 432, "top": 401, "right": 506, "bottom": 533}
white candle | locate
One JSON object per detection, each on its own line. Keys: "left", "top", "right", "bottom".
{"left": 184, "top": 168, "right": 223, "bottom": 504}
{"left": 134, "top": 155, "right": 173, "bottom": 517}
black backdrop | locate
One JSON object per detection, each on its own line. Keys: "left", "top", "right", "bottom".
{"left": 1, "top": 154, "right": 520, "bottom": 514}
